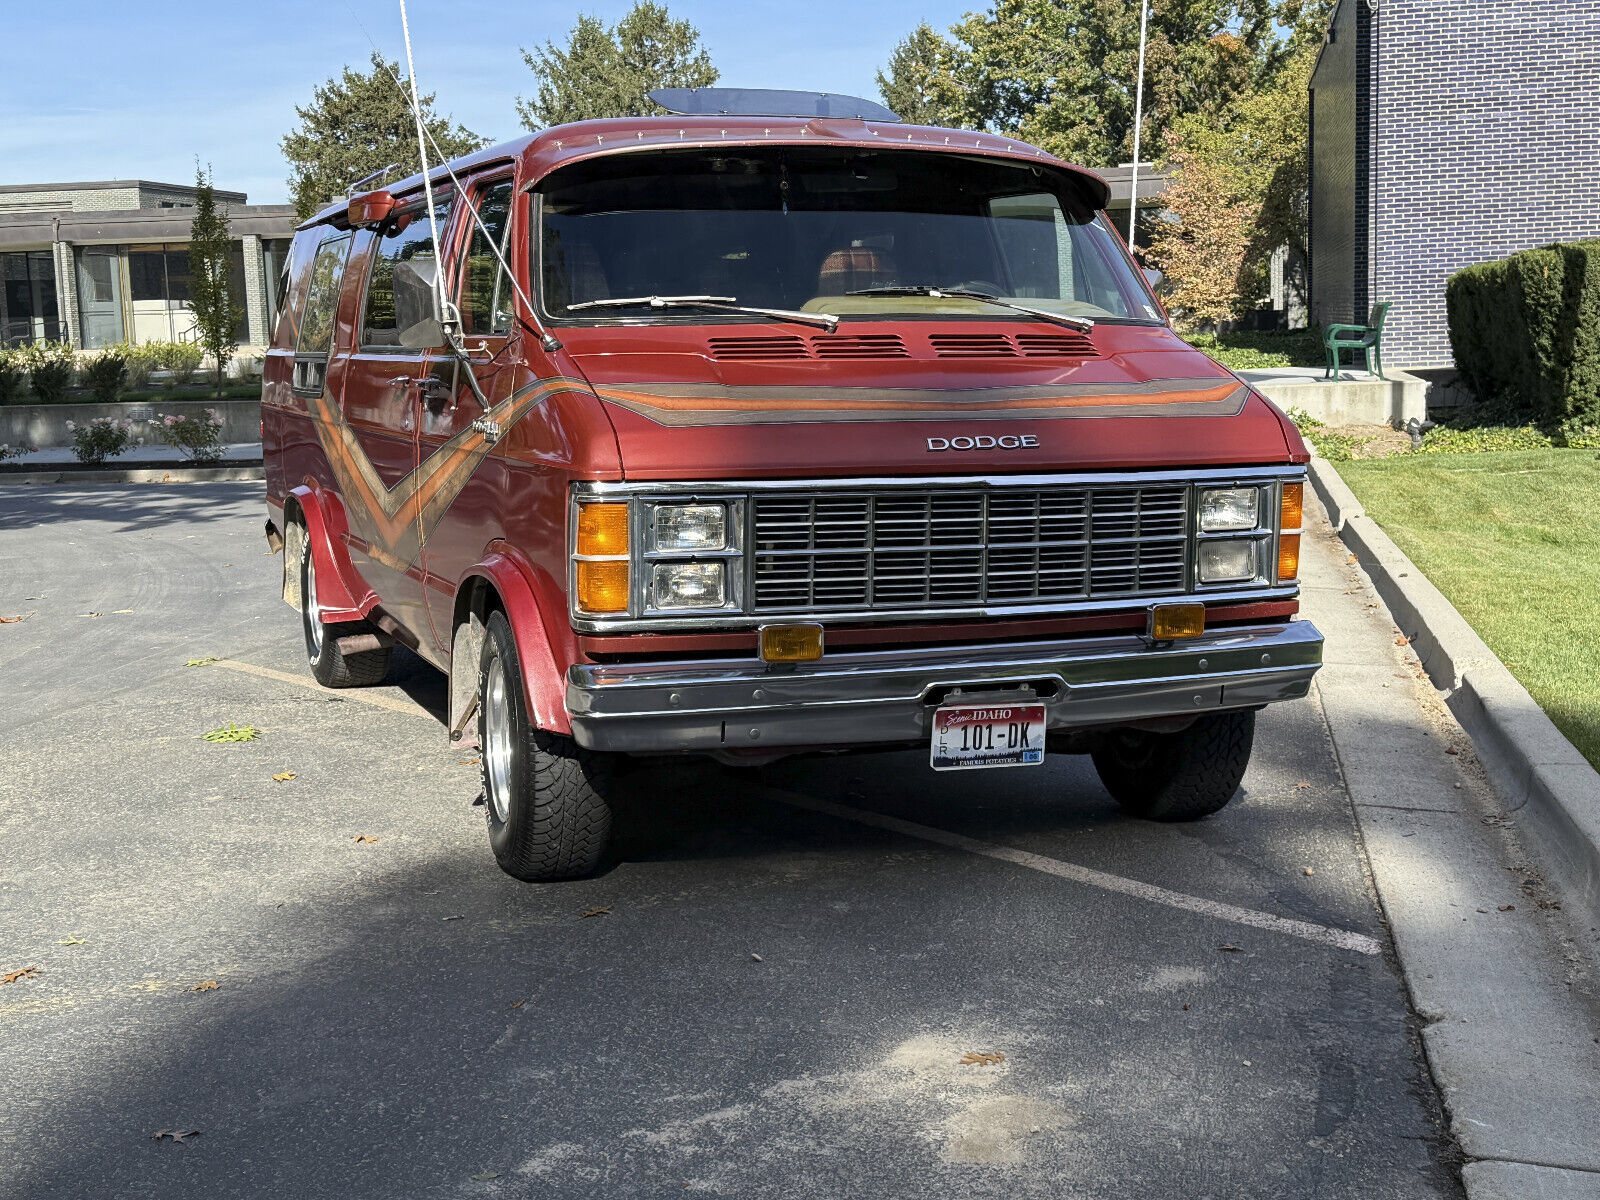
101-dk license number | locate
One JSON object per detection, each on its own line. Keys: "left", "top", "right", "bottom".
{"left": 930, "top": 703, "right": 1047, "bottom": 771}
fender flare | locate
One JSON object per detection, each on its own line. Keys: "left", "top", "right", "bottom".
{"left": 285, "top": 485, "right": 378, "bottom": 622}
{"left": 449, "top": 548, "right": 572, "bottom": 738}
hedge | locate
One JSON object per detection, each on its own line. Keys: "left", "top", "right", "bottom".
{"left": 1447, "top": 240, "right": 1600, "bottom": 429}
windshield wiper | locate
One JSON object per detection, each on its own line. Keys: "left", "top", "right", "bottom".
{"left": 846, "top": 285, "right": 1095, "bottom": 333}
{"left": 565, "top": 294, "right": 839, "bottom": 331}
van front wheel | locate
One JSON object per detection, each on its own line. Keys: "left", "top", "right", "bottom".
{"left": 1090, "top": 709, "right": 1255, "bottom": 822}
{"left": 479, "top": 610, "right": 614, "bottom": 881}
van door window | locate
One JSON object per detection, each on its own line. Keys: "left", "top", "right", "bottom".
{"left": 292, "top": 231, "right": 351, "bottom": 394}
{"left": 460, "top": 180, "right": 515, "bottom": 336}
{"left": 361, "top": 197, "right": 452, "bottom": 349}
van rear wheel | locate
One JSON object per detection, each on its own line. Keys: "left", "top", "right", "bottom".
{"left": 479, "top": 610, "right": 615, "bottom": 881}
{"left": 299, "top": 530, "right": 391, "bottom": 688}
{"left": 1090, "top": 709, "right": 1255, "bottom": 821}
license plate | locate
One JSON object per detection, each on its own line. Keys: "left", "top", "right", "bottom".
{"left": 930, "top": 703, "right": 1047, "bottom": 771}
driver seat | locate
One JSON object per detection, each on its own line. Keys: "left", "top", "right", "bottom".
{"left": 817, "top": 246, "right": 898, "bottom": 295}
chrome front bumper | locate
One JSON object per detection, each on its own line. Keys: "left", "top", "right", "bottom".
{"left": 566, "top": 620, "right": 1323, "bottom": 753}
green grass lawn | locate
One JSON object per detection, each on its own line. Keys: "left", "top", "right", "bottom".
{"left": 1339, "top": 449, "right": 1600, "bottom": 768}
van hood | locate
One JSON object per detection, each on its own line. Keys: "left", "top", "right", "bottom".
{"left": 554, "top": 322, "right": 1302, "bottom": 481}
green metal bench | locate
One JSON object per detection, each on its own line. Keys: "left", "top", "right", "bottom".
{"left": 1323, "top": 302, "right": 1391, "bottom": 380}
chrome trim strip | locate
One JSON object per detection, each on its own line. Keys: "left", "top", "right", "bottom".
{"left": 565, "top": 620, "right": 1323, "bottom": 753}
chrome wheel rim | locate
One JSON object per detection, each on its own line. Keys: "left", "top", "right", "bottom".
{"left": 484, "top": 655, "right": 514, "bottom": 823}
{"left": 304, "top": 547, "right": 324, "bottom": 660}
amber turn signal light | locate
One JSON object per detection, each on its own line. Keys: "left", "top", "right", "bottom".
{"left": 1148, "top": 603, "right": 1205, "bottom": 642}
{"left": 577, "top": 503, "right": 630, "bottom": 556}
{"left": 576, "top": 560, "right": 630, "bottom": 614}
{"left": 760, "top": 623, "right": 824, "bottom": 663}
{"left": 1277, "top": 533, "right": 1302, "bottom": 582}
{"left": 1281, "top": 482, "right": 1304, "bottom": 531}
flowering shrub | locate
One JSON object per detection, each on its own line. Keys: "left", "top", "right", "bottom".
{"left": 154, "top": 408, "right": 225, "bottom": 464}
{"left": 159, "top": 341, "right": 205, "bottom": 385}
{"left": 0, "top": 442, "right": 36, "bottom": 462}
{"left": 84, "top": 347, "right": 128, "bottom": 402}
{"left": 24, "top": 341, "right": 75, "bottom": 403}
{"left": 66, "top": 417, "right": 135, "bottom": 465}
{"left": 0, "top": 347, "right": 27, "bottom": 404}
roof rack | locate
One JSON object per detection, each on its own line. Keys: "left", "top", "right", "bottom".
{"left": 646, "top": 87, "right": 901, "bottom": 123}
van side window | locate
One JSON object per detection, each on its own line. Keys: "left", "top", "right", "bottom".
{"left": 362, "top": 197, "right": 452, "bottom": 349}
{"left": 295, "top": 232, "right": 351, "bottom": 355}
{"left": 460, "top": 180, "right": 515, "bottom": 336}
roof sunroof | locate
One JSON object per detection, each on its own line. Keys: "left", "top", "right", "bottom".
{"left": 647, "top": 88, "right": 902, "bottom": 123}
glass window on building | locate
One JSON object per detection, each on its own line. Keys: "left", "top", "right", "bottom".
{"left": 263, "top": 238, "right": 292, "bottom": 334}
{"left": 75, "top": 247, "right": 125, "bottom": 349}
{"left": 1, "top": 250, "right": 62, "bottom": 346}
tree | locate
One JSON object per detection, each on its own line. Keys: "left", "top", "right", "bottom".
{"left": 517, "top": 2, "right": 717, "bottom": 130}
{"left": 879, "top": 0, "right": 1327, "bottom": 166}
{"left": 1148, "top": 42, "right": 1319, "bottom": 326}
{"left": 281, "top": 52, "right": 487, "bottom": 221}
{"left": 188, "top": 167, "right": 241, "bottom": 393}
{"left": 876, "top": 23, "right": 966, "bottom": 127}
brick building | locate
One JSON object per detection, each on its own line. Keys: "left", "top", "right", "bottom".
{"left": 1308, "top": 0, "right": 1600, "bottom": 368}
{"left": 0, "top": 179, "right": 296, "bottom": 350}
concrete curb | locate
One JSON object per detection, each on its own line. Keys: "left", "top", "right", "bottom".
{"left": 0, "top": 464, "right": 264, "bottom": 486}
{"left": 1309, "top": 454, "right": 1600, "bottom": 930}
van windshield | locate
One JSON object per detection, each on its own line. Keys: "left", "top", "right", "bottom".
{"left": 538, "top": 148, "right": 1160, "bottom": 325}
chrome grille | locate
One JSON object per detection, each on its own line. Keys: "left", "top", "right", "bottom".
{"left": 750, "top": 485, "right": 1190, "bottom": 612}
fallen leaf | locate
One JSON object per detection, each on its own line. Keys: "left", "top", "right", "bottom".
{"left": 960, "top": 1051, "right": 1005, "bottom": 1066}
{"left": 272, "top": 771, "right": 297, "bottom": 782}
{"left": 1445, "top": 747, "right": 1459, "bottom": 756}
{"left": 0, "top": 614, "right": 28, "bottom": 624}
{"left": 750, "top": 953, "right": 764, "bottom": 962}
{"left": 442, "top": 915, "right": 464, "bottom": 922}
{"left": 580, "top": 906, "right": 612, "bottom": 919}
{"left": 508, "top": 999, "right": 526, "bottom": 1010}
{"left": 1219, "top": 944, "right": 1244, "bottom": 953}
{"left": 1395, "top": 636, "right": 1410, "bottom": 646}
{"left": 1477, "top": 909, "right": 1488, "bottom": 914}
{"left": 459, "top": 758, "right": 480, "bottom": 766}
{"left": 353, "top": 834, "right": 379, "bottom": 844}
{"left": 58, "top": 936, "right": 86, "bottom": 946}
{"left": 2, "top": 966, "right": 40, "bottom": 984}
{"left": 202, "top": 723, "right": 259, "bottom": 744}
{"left": 1303, "top": 867, "right": 1315, "bottom": 877}
{"left": 150, "top": 1130, "right": 200, "bottom": 1144}
{"left": 185, "top": 657, "right": 219, "bottom": 667}
{"left": 471, "top": 1172, "right": 501, "bottom": 1182}
{"left": 1347, "top": 553, "right": 1357, "bottom": 563}
{"left": 113, "top": 609, "right": 134, "bottom": 614}
{"left": 78, "top": 612, "right": 102, "bottom": 619}
{"left": 1182, "top": 1003, "right": 1190, "bottom": 1011}
{"left": 1498, "top": 905, "right": 1516, "bottom": 912}
{"left": 191, "top": 980, "right": 219, "bottom": 993}
{"left": 1293, "top": 780, "right": 1311, "bottom": 790}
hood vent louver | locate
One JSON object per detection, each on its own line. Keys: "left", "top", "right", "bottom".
{"left": 706, "top": 330, "right": 1096, "bottom": 361}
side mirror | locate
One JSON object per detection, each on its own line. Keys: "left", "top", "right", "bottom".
{"left": 394, "top": 258, "right": 448, "bottom": 350}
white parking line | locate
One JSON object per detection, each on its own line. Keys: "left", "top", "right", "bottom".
{"left": 766, "top": 789, "right": 1384, "bottom": 956}
{"left": 213, "top": 659, "right": 437, "bottom": 721}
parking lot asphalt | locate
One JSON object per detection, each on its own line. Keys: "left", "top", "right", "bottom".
{"left": 1, "top": 484, "right": 1464, "bottom": 1199}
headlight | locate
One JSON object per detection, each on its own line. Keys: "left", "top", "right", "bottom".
{"left": 1198, "top": 487, "right": 1260, "bottom": 532}
{"left": 1198, "top": 540, "right": 1258, "bottom": 584}
{"left": 654, "top": 504, "right": 727, "bottom": 551}
{"left": 651, "top": 562, "right": 727, "bottom": 609}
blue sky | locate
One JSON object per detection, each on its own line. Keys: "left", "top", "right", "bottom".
{"left": 0, "top": 0, "right": 973, "bottom": 206}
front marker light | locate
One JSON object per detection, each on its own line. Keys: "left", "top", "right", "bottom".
{"left": 655, "top": 503, "right": 727, "bottom": 551}
{"left": 1199, "top": 487, "right": 1260, "bottom": 532}
{"left": 1198, "top": 540, "right": 1257, "bottom": 584}
{"left": 576, "top": 560, "right": 630, "bottom": 613}
{"left": 652, "top": 562, "right": 726, "bottom": 609}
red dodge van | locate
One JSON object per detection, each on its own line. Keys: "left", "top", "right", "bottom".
{"left": 262, "top": 89, "right": 1322, "bottom": 882}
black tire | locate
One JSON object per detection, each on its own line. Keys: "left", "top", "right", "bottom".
{"left": 1090, "top": 709, "right": 1256, "bottom": 821}
{"left": 478, "top": 610, "right": 614, "bottom": 881}
{"left": 298, "top": 529, "right": 391, "bottom": 688}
